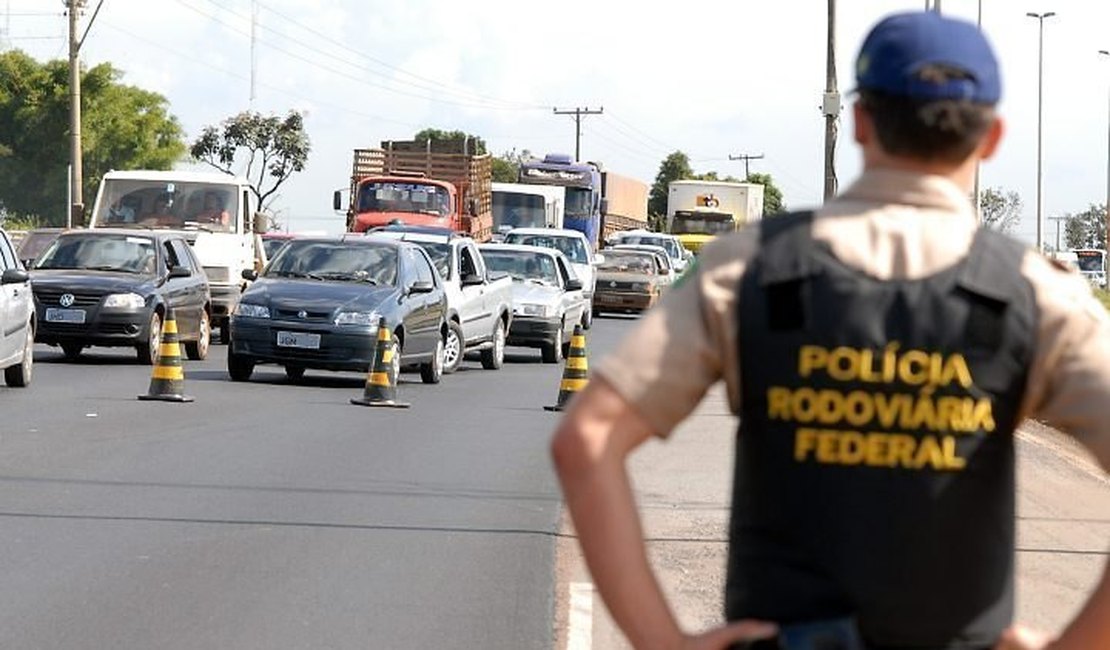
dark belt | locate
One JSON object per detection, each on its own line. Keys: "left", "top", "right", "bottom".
{"left": 731, "top": 617, "right": 993, "bottom": 650}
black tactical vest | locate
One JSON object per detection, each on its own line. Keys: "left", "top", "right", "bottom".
{"left": 730, "top": 212, "right": 1037, "bottom": 648}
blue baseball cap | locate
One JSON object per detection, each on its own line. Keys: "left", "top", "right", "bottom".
{"left": 856, "top": 12, "right": 1001, "bottom": 104}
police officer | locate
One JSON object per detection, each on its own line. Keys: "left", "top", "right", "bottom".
{"left": 552, "top": 11, "right": 1110, "bottom": 650}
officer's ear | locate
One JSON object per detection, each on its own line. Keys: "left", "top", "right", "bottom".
{"left": 852, "top": 100, "right": 872, "bottom": 147}
{"left": 977, "top": 116, "right": 1005, "bottom": 162}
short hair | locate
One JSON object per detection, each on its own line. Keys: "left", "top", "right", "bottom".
{"left": 858, "top": 65, "right": 996, "bottom": 164}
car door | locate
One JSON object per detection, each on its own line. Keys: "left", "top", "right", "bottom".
{"left": 399, "top": 248, "right": 434, "bottom": 355}
{"left": 0, "top": 232, "right": 25, "bottom": 360}
{"left": 456, "top": 244, "right": 489, "bottom": 343}
{"left": 555, "top": 255, "right": 584, "bottom": 335}
{"left": 160, "top": 239, "right": 196, "bottom": 335}
{"left": 170, "top": 239, "right": 207, "bottom": 334}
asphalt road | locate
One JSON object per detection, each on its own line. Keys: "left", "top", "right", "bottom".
{"left": 0, "top": 315, "right": 637, "bottom": 650}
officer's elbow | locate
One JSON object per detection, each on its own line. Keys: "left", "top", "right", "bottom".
{"left": 550, "top": 379, "right": 646, "bottom": 480}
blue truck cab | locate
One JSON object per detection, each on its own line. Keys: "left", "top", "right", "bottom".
{"left": 518, "top": 154, "right": 602, "bottom": 249}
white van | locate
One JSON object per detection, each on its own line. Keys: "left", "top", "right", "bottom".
{"left": 87, "top": 170, "right": 268, "bottom": 342}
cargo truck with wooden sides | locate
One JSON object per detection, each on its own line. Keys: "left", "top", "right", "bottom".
{"left": 335, "top": 139, "right": 493, "bottom": 241}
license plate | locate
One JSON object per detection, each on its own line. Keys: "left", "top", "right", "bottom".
{"left": 45, "top": 308, "right": 86, "bottom": 324}
{"left": 598, "top": 295, "right": 621, "bottom": 303}
{"left": 276, "top": 331, "right": 321, "bottom": 349}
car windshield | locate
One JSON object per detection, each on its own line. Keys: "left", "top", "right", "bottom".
{"left": 357, "top": 182, "right": 450, "bottom": 216}
{"left": 17, "top": 230, "right": 62, "bottom": 262}
{"left": 672, "top": 213, "right": 735, "bottom": 235}
{"left": 597, "top": 251, "right": 655, "bottom": 275}
{"left": 565, "top": 188, "right": 592, "bottom": 219}
{"left": 504, "top": 233, "right": 589, "bottom": 265}
{"left": 262, "top": 238, "right": 291, "bottom": 260}
{"left": 481, "top": 251, "right": 560, "bottom": 286}
{"left": 1075, "top": 252, "right": 1104, "bottom": 273}
{"left": 620, "top": 235, "right": 680, "bottom": 258}
{"left": 493, "top": 192, "right": 546, "bottom": 230}
{"left": 411, "top": 242, "right": 451, "bottom": 279}
{"left": 266, "top": 240, "right": 398, "bottom": 286}
{"left": 36, "top": 234, "right": 158, "bottom": 274}
{"left": 93, "top": 179, "right": 240, "bottom": 233}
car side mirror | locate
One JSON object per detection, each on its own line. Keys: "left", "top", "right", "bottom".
{"left": 241, "top": 268, "right": 258, "bottom": 281}
{"left": 408, "top": 279, "right": 435, "bottom": 294}
{"left": 565, "top": 278, "right": 583, "bottom": 291}
{"left": 168, "top": 265, "right": 191, "bottom": 279}
{"left": 599, "top": 198, "right": 609, "bottom": 216}
{"left": 1, "top": 268, "right": 29, "bottom": 284}
{"left": 461, "top": 273, "right": 484, "bottom": 287}
{"left": 333, "top": 190, "right": 343, "bottom": 212}
{"left": 252, "top": 212, "right": 270, "bottom": 234}
{"left": 592, "top": 253, "right": 605, "bottom": 265}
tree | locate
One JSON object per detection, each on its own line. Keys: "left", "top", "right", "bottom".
{"left": 978, "top": 187, "right": 1022, "bottom": 234}
{"left": 649, "top": 151, "right": 694, "bottom": 218}
{"left": 1064, "top": 203, "right": 1107, "bottom": 250}
{"left": 411, "top": 128, "right": 487, "bottom": 155}
{"left": 745, "top": 172, "right": 785, "bottom": 216}
{"left": 191, "top": 110, "right": 310, "bottom": 211}
{"left": 0, "top": 50, "right": 185, "bottom": 224}
{"left": 491, "top": 148, "right": 534, "bottom": 183}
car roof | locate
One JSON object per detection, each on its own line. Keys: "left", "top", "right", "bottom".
{"left": 613, "top": 243, "right": 670, "bottom": 255}
{"left": 59, "top": 228, "right": 174, "bottom": 241}
{"left": 503, "top": 228, "right": 585, "bottom": 240}
{"left": 479, "top": 242, "right": 565, "bottom": 259}
{"left": 102, "top": 170, "right": 248, "bottom": 185}
{"left": 367, "top": 224, "right": 460, "bottom": 239}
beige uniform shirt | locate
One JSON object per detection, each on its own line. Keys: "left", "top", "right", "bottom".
{"left": 596, "top": 169, "right": 1110, "bottom": 470}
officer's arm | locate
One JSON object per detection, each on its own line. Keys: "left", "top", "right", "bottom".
{"left": 551, "top": 377, "right": 683, "bottom": 648}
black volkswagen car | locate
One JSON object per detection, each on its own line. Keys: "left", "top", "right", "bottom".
{"left": 228, "top": 235, "right": 448, "bottom": 384}
{"left": 31, "top": 229, "right": 212, "bottom": 364}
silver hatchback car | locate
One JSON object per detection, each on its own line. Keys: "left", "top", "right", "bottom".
{"left": 0, "top": 228, "right": 34, "bottom": 386}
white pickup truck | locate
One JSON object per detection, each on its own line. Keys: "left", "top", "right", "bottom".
{"left": 370, "top": 226, "right": 513, "bottom": 373}
{"left": 87, "top": 170, "right": 268, "bottom": 343}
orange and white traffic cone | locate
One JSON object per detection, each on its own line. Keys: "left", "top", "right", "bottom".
{"left": 138, "top": 307, "right": 194, "bottom": 403}
{"left": 351, "top": 317, "right": 410, "bottom": 409}
{"left": 544, "top": 325, "right": 588, "bottom": 412}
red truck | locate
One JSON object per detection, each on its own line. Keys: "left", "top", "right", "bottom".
{"left": 335, "top": 139, "right": 494, "bottom": 241}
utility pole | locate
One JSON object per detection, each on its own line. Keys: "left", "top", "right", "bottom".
{"left": 250, "top": 0, "right": 258, "bottom": 105}
{"left": 553, "top": 107, "right": 603, "bottom": 161}
{"left": 728, "top": 153, "right": 764, "bottom": 179}
{"left": 822, "top": 0, "right": 839, "bottom": 201}
{"left": 67, "top": 0, "right": 86, "bottom": 228}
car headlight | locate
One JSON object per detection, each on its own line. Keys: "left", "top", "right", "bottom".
{"left": 335, "top": 310, "right": 380, "bottom": 327}
{"left": 101, "top": 293, "right": 146, "bottom": 310}
{"left": 235, "top": 303, "right": 271, "bottom": 318}
{"left": 518, "top": 303, "right": 554, "bottom": 318}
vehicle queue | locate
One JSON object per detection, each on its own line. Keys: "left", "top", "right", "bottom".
{"left": 0, "top": 221, "right": 683, "bottom": 390}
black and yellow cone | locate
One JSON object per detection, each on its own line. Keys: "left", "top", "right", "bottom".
{"left": 545, "top": 325, "right": 588, "bottom": 411}
{"left": 138, "top": 307, "right": 194, "bottom": 403}
{"left": 351, "top": 317, "right": 410, "bottom": 409}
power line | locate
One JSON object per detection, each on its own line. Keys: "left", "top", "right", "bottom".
{"left": 553, "top": 106, "right": 603, "bottom": 161}
{"left": 728, "top": 153, "right": 764, "bottom": 178}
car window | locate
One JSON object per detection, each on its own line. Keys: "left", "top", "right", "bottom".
{"left": 169, "top": 240, "right": 194, "bottom": 272}
{"left": 556, "top": 257, "right": 574, "bottom": 288}
{"left": 0, "top": 232, "right": 15, "bottom": 270}
{"left": 163, "top": 241, "right": 181, "bottom": 271}
{"left": 459, "top": 246, "right": 479, "bottom": 279}
{"left": 410, "top": 248, "right": 435, "bottom": 286}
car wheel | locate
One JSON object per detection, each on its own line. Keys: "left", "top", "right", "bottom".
{"left": 541, "top": 321, "right": 563, "bottom": 364}
{"left": 136, "top": 311, "right": 163, "bottom": 365}
{"left": 420, "top": 335, "right": 444, "bottom": 384}
{"left": 443, "top": 320, "right": 464, "bottom": 374}
{"left": 219, "top": 322, "right": 230, "bottom": 345}
{"left": 4, "top": 325, "right": 33, "bottom": 387}
{"left": 284, "top": 365, "right": 305, "bottom": 382}
{"left": 227, "top": 350, "right": 254, "bottom": 382}
{"left": 480, "top": 319, "right": 505, "bottom": 370}
{"left": 185, "top": 310, "right": 210, "bottom": 360}
{"left": 61, "top": 342, "right": 83, "bottom": 361}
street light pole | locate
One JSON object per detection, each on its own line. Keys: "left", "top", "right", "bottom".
{"left": 1100, "top": 50, "right": 1110, "bottom": 256}
{"left": 1027, "top": 12, "right": 1056, "bottom": 253}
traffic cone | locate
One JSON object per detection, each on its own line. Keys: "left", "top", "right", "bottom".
{"left": 138, "top": 307, "right": 194, "bottom": 403}
{"left": 544, "top": 325, "right": 588, "bottom": 412}
{"left": 351, "top": 317, "right": 410, "bottom": 409}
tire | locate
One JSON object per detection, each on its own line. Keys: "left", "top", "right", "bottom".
{"left": 219, "top": 321, "right": 230, "bottom": 345}
{"left": 541, "top": 322, "right": 564, "bottom": 364}
{"left": 442, "top": 320, "right": 464, "bottom": 374}
{"left": 61, "top": 342, "right": 83, "bottom": 361}
{"left": 480, "top": 319, "right": 505, "bottom": 370}
{"left": 227, "top": 350, "right": 254, "bottom": 382}
{"left": 419, "top": 335, "right": 444, "bottom": 384}
{"left": 4, "top": 325, "right": 33, "bottom": 387}
{"left": 284, "top": 365, "right": 305, "bottom": 382}
{"left": 185, "top": 310, "right": 210, "bottom": 360}
{"left": 136, "top": 311, "right": 162, "bottom": 365}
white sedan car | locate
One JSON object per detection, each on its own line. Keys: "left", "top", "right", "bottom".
{"left": 0, "top": 228, "right": 34, "bottom": 387}
{"left": 502, "top": 228, "right": 602, "bottom": 329}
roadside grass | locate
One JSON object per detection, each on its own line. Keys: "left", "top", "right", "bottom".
{"left": 1095, "top": 289, "right": 1110, "bottom": 314}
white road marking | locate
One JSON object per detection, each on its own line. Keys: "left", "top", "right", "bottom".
{"left": 568, "top": 581, "right": 594, "bottom": 650}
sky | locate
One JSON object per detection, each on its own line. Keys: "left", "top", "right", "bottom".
{"left": 4, "top": 0, "right": 1110, "bottom": 246}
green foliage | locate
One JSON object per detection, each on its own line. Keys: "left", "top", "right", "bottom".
{"left": 978, "top": 187, "right": 1021, "bottom": 234}
{"left": 0, "top": 50, "right": 185, "bottom": 225}
{"left": 1063, "top": 203, "right": 1107, "bottom": 250}
{"left": 745, "top": 172, "right": 784, "bottom": 216}
{"left": 491, "top": 148, "right": 534, "bottom": 183}
{"left": 692, "top": 170, "right": 741, "bottom": 182}
{"left": 1095, "top": 288, "right": 1110, "bottom": 314}
{"left": 0, "top": 212, "right": 46, "bottom": 231}
{"left": 649, "top": 151, "right": 693, "bottom": 218}
{"left": 191, "top": 110, "right": 310, "bottom": 210}
{"left": 412, "top": 128, "right": 487, "bottom": 155}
